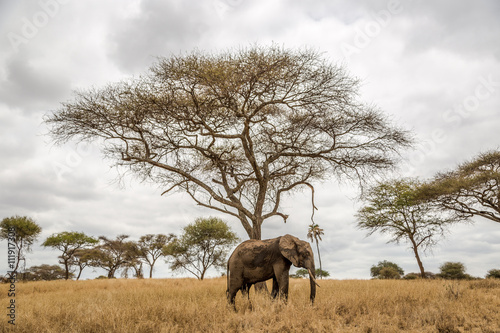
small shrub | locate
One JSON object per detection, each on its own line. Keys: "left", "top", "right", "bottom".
{"left": 370, "top": 260, "right": 404, "bottom": 279}
{"left": 404, "top": 272, "right": 436, "bottom": 280}
{"left": 486, "top": 269, "right": 500, "bottom": 279}
{"left": 403, "top": 273, "right": 419, "bottom": 280}
{"left": 438, "top": 262, "right": 468, "bottom": 280}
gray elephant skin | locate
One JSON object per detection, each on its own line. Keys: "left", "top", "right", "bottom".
{"left": 226, "top": 234, "right": 318, "bottom": 308}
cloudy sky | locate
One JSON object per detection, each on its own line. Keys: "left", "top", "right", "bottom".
{"left": 0, "top": 0, "right": 499, "bottom": 280}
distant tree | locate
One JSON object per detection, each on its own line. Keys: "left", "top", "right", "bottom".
{"left": 137, "top": 234, "right": 175, "bottom": 278}
{"left": 292, "top": 268, "right": 309, "bottom": 278}
{"left": 315, "top": 268, "right": 329, "bottom": 278}
{"left": 371, "top": 260, "right": 404, "bottom": 279}
{"left": 87, "top": 235, "right": 137, "bottom": 278}
{"left": 307, "top": 223, "right": 325, "bottom": 279}
{"left": 292, "top": 268, "right": 330, "bottom": 279}
{"left": 21, "top": 264, "right": 70, "bottom": 281}
{"left": 403, "top": 273, "right": 419, "bottom": 280}
{"left": 42, "top": 231, "right": 98, "bottom": 280}
{"left": 71, "top": 248, "right": 95, "bottom": 280}
{"left": 419, "top": 150, "right": 500, "bottom": 223}
{"left": 357, "top": 178, "right": 461, "bottom": 278}
{"left": 486, "top": 269, "right": 500, "bottom": 279}
{"left": 164, "top": 217, "right": 239, "bottom": 280}
{"left": 0, "top": 215, "right": 42, "bottom": 274}
{"left": 121, "top": 241, "right": 144, "bottom": 279}
{"left": 438, "top": 262, "right": 469, "bottom": 280}
{"left": 45, "top": 45, "right": 412, "bottom": 241}
{"left": 403, "top": 272, "right": 435, "bottom": 280}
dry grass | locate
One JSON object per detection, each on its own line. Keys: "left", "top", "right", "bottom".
{"left": 1, "top": 277, "right": 500, "bottom": 332}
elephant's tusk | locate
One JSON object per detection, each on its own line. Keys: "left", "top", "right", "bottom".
{"left": 308, "top": 269, "right": 320, "bottom": 287}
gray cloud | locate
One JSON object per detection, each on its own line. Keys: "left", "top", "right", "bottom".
{"left": 400, "top": 0, "right": 500, "bottom": 59}
{"left": 107, "top": 0, "right": 214, "bottom": 73}
{"left": 0, "top": 54, "right": 71, "bottom": 112}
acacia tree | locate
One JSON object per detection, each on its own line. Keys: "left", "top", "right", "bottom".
{"left": 294, "top": 268, "right": 330, "bottom": 278}
{"left": 137, "top": 233, "right": 175, "bottom": 278}
{"left": 42, "top": 231, "right": 98, "bottom": 280}
{"left": 164, "top": 217, "right": 239, "bottom": 280}
{"left": 88, "top": 235, "right": 137, "bottom": 278}
{"left": 357, "top": 178, "right": 461, "bottom": 278}
{"left": 121, "top": 241, "right": 144, "bottom": 279}
{"left": 71, "top": 248, "right": 95, "bottom": 280}
{"left": 0, "top": 215, "right": 42, "bottom": 274}
{"left": 21, "top": 264, "right": 70, "bottom": 281}
{"left": 45, "top": 46, "right": 411, "bottom": 240}
{"left": 419, "top": 150, "right": 500, "bottom": 223}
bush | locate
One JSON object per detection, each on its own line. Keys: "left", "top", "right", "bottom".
{"left": 438, "top": 262, "right": 471, "bottom": 280}
{"left": 404, "top": 272, "right": 436, "bottom": 280}
{"left": 371, "top": 260, "right": 404, "bottom": 279}
{"left": 403, "top": 273, "right": 419, "bottom": 280}
{"left": 486, "top": 269, "right": 500, "bottom": 279}
{"left": 21, "top": 264, "right": 70, "bottom": 281}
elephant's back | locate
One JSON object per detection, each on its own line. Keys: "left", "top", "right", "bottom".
{"left": 233, "top": 238, "right": 277, "bottom": 253}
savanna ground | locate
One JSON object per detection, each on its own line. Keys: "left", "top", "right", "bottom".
{"left": 1, "top": 277, "right": 499, "bottom": 333}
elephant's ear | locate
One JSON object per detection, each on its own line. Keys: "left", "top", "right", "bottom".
{"left": 279, "top": 234, "right": 300, "bottom": 266}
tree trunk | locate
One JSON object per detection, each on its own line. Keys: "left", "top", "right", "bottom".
{"left": 410, "top": 238, "right": 426, "bottom": 278}
{"left": 315, "top": 240, "right": 322, "bottom": 279}
{"left": 13, "top": 244, "right": 22, "bottom": 275}
{"left": 64, "top": 259, "right": 70, "bottom": 280}
{"left": 251, "top": 222, "right": 262, "bottom": 241}
{"left": 76, "top": 266, "right": 83, "bottom": 280}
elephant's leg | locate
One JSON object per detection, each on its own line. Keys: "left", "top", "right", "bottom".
{"left": 271, "top": 276, "right": 279, "bottom": 299}
{"left": 241, "top": 283, "right": 248, "bottom": 297}
{"left": 245, "top": 284, "right": 253, "bottom": 310}
{"left": 227, "top": 277, "right": 243, "bottom": 310}
{"left": 277, "top": 270, "right": 290, "bottom": 302}
{"left": 227, "top": 287, "right": 238, "bottom": 308}
{"left": 241, "top": 283, "right": 251, "bottom": 301}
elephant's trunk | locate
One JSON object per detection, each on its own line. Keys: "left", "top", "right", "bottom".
{"left": 307, "top": 267, "right": 317, "bottom": 304}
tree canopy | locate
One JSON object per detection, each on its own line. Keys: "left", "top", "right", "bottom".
{"left": 0, "top": 215, "right": 42, "bottom": 274}
{"left": 418, "top": 150, "right": 500, "bottom": 223}
{"left": 42, "top": 231, "right": 98, "bottom": 280}
{"left": 164, "top": 217, "right": 239, "bottom": 280}
{"left": 137, "top": 233, "right": 175, "bottom": 278}
{"left": 87, "top": 235, "right": 137, "bottom": 278}
{"left": 45, "top": 45, "right": 411, "bottom": 240}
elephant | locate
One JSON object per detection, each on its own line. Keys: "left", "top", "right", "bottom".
{"left": 226, "top": 234, "right": 319, "bottom": 309}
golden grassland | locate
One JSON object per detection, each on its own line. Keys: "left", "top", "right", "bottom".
{"left": 1, "top": 277, "right": 500, "bottom": 333}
